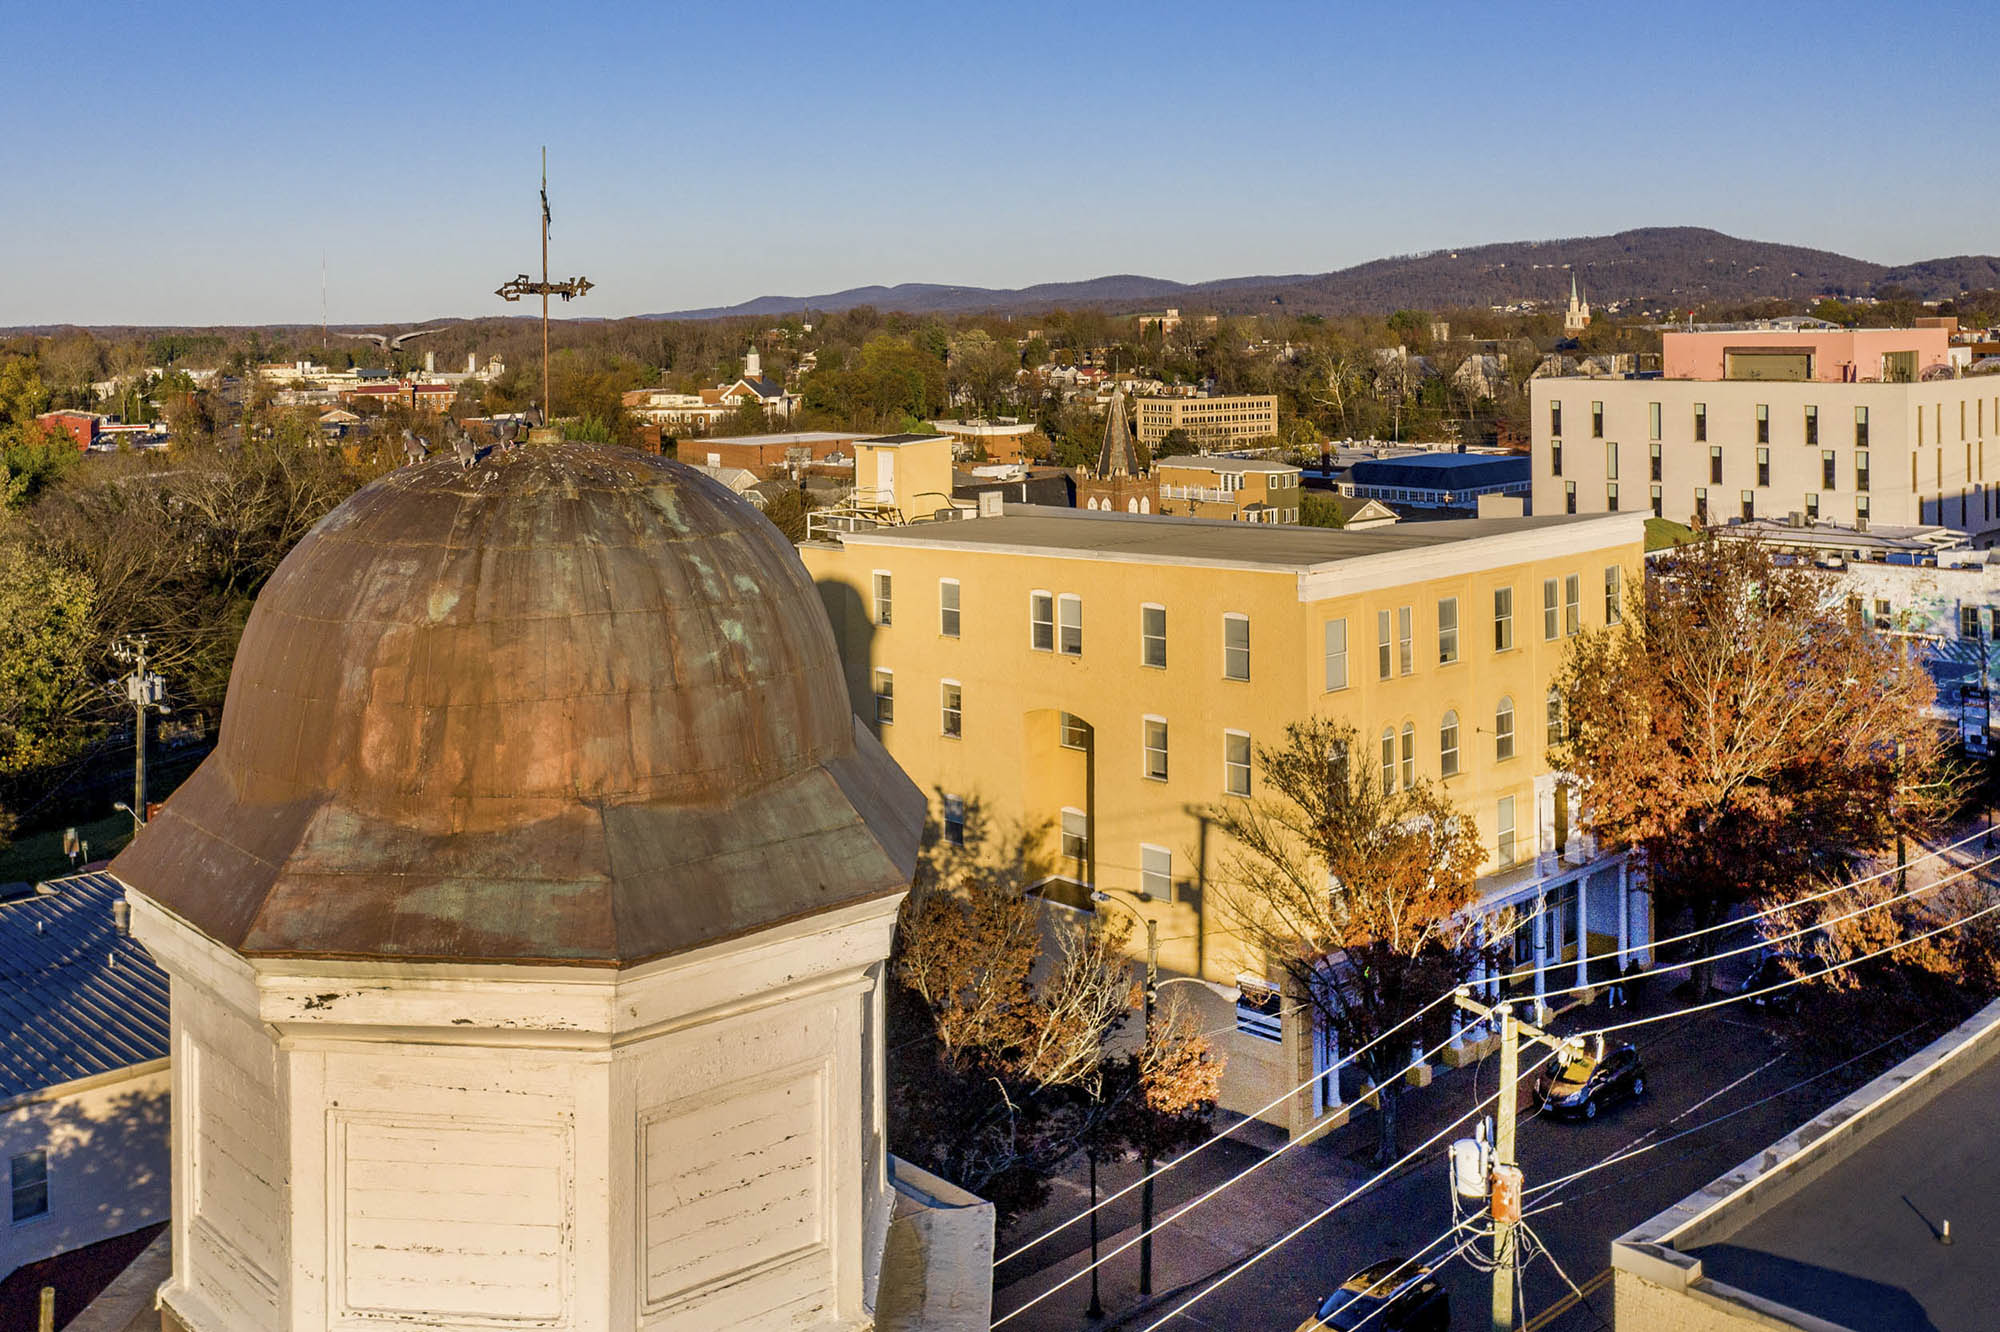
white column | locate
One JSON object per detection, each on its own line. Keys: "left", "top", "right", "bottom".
{"left": 1532, "top": 892, "right": 1548, "bottom": 1010}
{"left": 1635, "top": 883, "right": 1654, "bottom": 967}
{"left": 1616, "top": 860, "right": 1631, "bottom": 969}
{"left": 1575, "top": 875, "right": 1590, "bottom": 990}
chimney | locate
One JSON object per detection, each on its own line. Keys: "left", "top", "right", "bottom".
{"left": 113, "top": 899, "right": 131, "bottom": 935}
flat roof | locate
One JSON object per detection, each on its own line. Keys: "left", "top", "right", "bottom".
{"left": 699, "top": 430, "right": 862, "bottom": 447}
{"left": 1152, "top": 455, "right": 1299, "bottom": 473}
{"left": 932, "top": 419, "right": 1035, "bottom": 435}
{"left": 829, "top": 505, "right": 1631, "bottom": 573}
{"left": 1618, "top": 999, "right": 2000, "bottom": 1332}
{"left": 861, "top": 433, "right": 952, "bottom": 446}
{"left": 1349, "top": 455, "right": 1531, "bottom": 489}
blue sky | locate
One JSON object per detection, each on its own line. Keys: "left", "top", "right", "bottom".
{"left": 4, "top": 1, "right": 1995, "bottom": 327}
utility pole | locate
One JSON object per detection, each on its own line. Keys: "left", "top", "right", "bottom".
{"left": 1453, "top": 989, "right": 1574, "bottom": 1332}
{"left": 1091, "top": 888, "right": 1161, "bottom": 1296}
{"left": 495, "top": 148, "right": 593, "bottom": 430}
{"left": 112, "top": 635, "right": 168, "bottom": 827}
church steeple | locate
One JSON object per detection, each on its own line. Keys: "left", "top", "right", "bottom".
{"left": 1095, "top": 390, "right": 1139, "bottom": 478}
{"left": 1564, "top": 272, "right": 1592, "bottom": 334}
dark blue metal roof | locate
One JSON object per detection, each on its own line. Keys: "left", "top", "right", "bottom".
{"left": 0, "top": 872, "right": 168, "bottom": 1102}
{"left": 1348, "top": 454, "right": 1530, "bottom": 490}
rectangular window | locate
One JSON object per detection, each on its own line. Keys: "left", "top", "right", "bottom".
{"left": 943, "top": 794, "right": 965, "bottom": 846}
{"left": 1756, "top": 447, "right": 1771, "bottom": 487}
{"left": 1030, "top": 591, "right": 1054, "bottom": 651}
{"left": 1756, "top": 404, "right": 1770, "bottom": 444}
{"left": 1224, "top": 730, "right": 1252, "bottom": 797}
{"left": 1855, "top": 406, "right": 1869, "bottom": 447}
{"left": 1856, "top": 450, "right": 1871, "bottom": 493}
{"left": 1591, "top": 401, "right": 1604, "bottom": 438}
{"left": 1494, "top": 587, "right": 1514, "bottom": 651}
{"left": 1496, "top": 698, "right": 1516, "bottom": 761}
{"left": 1694, "top": 402, "right": 1707, "bottom": 442}
{"left": 1857, "top": 494, "right": 1871, "bottom": 521}
{"left": 1648, "top": 402, "right": 1662, "bottom": 440}
{"left": 1141, "top": 604, "right": 1167, "bottom": 668}
{"left": 1377, "top": 609, "right": 1393, "bottom": 680}
{"left": 1380, "top": 730, "right": 1396, "bottom": 795}
{"left": 1058, "top": 594, "right": 1083, "bottom": 655}
{"left": 941, "top": 681, "right": 962, "bottom": 737}
{"left": 1564, "top": 573, "right": 1581, "bottom": 636}
{"left": 1323, "top": 618, "right": 1349, "bottom": 691}
{"left": 1805, "top": 405, "right": 1819, "bottom": 446}
{"left": 1695, "top": 487, "right": 1709, "bottom": 524}
{"left": 1565, "top": 480, "right": 1577, "bottom": 514}
{"left": 1440, "top": 712, "right": 1460, "bottom": 777}
{"left": 1604, "top": 566, "right": 1621, "bottom": 625}
{"left": 1400, "top": 724, "right": 1416, "bottom": 790}
{"left": 1607, "top": 482, "right": 1619, "bottom": 511}
{"left": 1651, "top": 484, "right": 1663, "bottom": 518}
{"left": 1963, "top": 606, "right": 1981, "bottom": 640}
{"left": 1710, "top": 445, "right": 1723, "bottom": 484}
{"left": 872, "top": 571, "right": 893, "bottom": 626}
{"left": 938, "top": 579, "right": 960, "bottom": 637}
{"left": 1606, "top": 441, "right": 1619, "bottom": 480}
{"left": 1437, "top": 597, "right": 1459, "bottom": 664}
{"left": 1497, "top": 796, "right": 1517, "bottom": 868}
{"left": 1543, "top": 578, "right": 1559, "bottom": 640}
{"left": 1059, "top": 711, "right": 1088, "bottom": 749}
{"left": 1649, "top": 441, "right": 1662, "bottom": 482}
{"left": 1223, "top": 614, "right": 1250, "bottom": 681}
{"left": 1141, "top": 844, "right": 1173, "bottom": 901}
{"left": 1397, "top": 606, "right": 1414, "bottom": 676}
{"left": 1804, "top": 492, "right": 1819, "bottom": 520}
{"left": 1822, "top": 450, "right": 1837, "bottom": 490}
{"left": 1061, "top": 807, "right": 1088, "bottom": 861}
{"left": 1550, "top": 400, "right": 1562, "bottom": 436}
{"left": 10, "top": 1151, "right": 47, "bottom": 1223}
{"left": 1143, "top": 717, "right": 1169, "bottom": 780}
{"left": 1741, "top": 489, "right": 1756, "bottom": 522}
{"left": 1874, "top": 598, "right": 1892, "bottom": 629}
{"left": 1551, "top": 438, "right": 1563, "bottom": 477}
{"left": 873, "top": 670, "right": 894, "bottom": 725}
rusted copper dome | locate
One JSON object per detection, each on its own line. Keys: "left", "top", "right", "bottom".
{"left": 112, "top": 444, "right": 922, "bottom": 966}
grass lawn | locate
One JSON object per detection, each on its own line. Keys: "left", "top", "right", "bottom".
{"left": 0, "top": 809, "right": 139, "bottom": 886}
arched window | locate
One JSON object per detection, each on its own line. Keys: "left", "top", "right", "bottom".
{"left": 1400, "top": 722, "right": 1416, "bottom": 789}
{"left": 1127, "top": 498, "right": 1141, "bottom": 513}
{"left": 1546, "top": 688, "right": 1564, "bottom": 748}
{"left": 1380, "top": 728, "right": 1396, "bottom": 795}
{"left": 1495, "top": 696, "right": 1516, "bottom": 761}
{"left": 1439, "top": 710, "right": 1460, "bottom": 777}
{"left": 1139, "top": 497, "right": 1150, "bottom": 513}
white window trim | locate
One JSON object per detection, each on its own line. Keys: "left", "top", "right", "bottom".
{"left": 1222, "top": 612, "right": 1251, "bottom": 682}
{"left": 872, "top": 668, "right": 894, "bottom": 725}
{"left": 1140, "top": 842, "right": 1173, "bottom": 902}
{"left": 1029, "top": 588, "right": 1054, "bottom": 652}
{"left": 1437, "top": 596, "right": 1459, "bottom": 665}
{"left": 939, "top": 577, "right": 961, "bottom": 638}
{"left": 1141, "top": 601, "right": 1168, "bottom": 669}
{"left": 871, "top": 569, "right": 893, "bottom": 626}
{"left": 1142, "top": 714, "right": 1169, "bottom": 781}
{"left": 939, "top": 678, "right": 962, "bottom": 738}
{"left": 1323, "top": 617, "right": 1349, "bottom": 692}
{"left": 1223, "top": 728, "right": 1252, "bottom": 797}
{"left": 1057, "top": 593, "right": 1084, "bottom": 656}
{"left": 1059, "top": 711, "right": 1089, "bottom": 751}
{"left": 1060, "top": 805, "right": 1089, "bottom": 860}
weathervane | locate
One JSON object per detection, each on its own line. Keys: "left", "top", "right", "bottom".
{"left": 496, "top": 146, "right": 593, "bottom": 427}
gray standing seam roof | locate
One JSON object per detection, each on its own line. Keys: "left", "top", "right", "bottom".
{"left": 0, "top": 872, "right": 168, "bottom": 1103}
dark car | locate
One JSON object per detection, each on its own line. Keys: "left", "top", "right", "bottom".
{"left": 1535, "top": 1041, "right": 1645, "bottom": 1120}
{"left": 1294, "top": 1258, "right": 1449, "bottom": 1332}
{"left": 1739, "top": 950, "right": 1827, "bottom": 1012}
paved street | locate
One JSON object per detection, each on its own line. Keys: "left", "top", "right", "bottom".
{"left": 992, "top": 936, "right": 1962, "bottom": 1332}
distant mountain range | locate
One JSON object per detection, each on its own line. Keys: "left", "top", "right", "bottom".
{"left": 647, "top": 228, "right": 2000, "bottom": 321}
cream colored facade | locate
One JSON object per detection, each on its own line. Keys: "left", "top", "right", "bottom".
{"left": 1153, "top": 455, "right": 1303, "bottom": 523}
{"left": 805, "top": 508, "right": 1652, "bottom": 1132}
{"left": 1533, "top": 375, "right": 2000, "bottom": 539}
{"left": 1134, "top": 393, "right": 1279, "bottom": 448}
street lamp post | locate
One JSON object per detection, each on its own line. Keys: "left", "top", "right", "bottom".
{"left": 1091, "top": 889, "right": 1160, "bottom": 1298}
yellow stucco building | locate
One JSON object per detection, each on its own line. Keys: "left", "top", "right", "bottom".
{"left": 803, "top": 505, "right": 1652, "bottom": 1133}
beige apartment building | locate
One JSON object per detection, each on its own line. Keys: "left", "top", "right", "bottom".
{"left": 803, "top": 506, "right": 1651, "bottom": 1133}
{"left": 1533, "top": 328, "right": 2000, "bottom": 538}
{"left": 1134, "top": 393, "right": 1279, "bottom": 448}
{"left": 1153, "top": 455, "right": 1303, "bottom": 522}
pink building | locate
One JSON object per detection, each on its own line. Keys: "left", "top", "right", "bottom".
{"left": 1661, "top": 327, "right": 1952, "bottom": 383}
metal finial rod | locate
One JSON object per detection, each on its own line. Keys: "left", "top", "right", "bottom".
{"left": 494, "top": 147, "right": 592, "bottom": 430}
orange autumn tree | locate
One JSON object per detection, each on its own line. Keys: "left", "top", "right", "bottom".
{"left": 1204, "top": 718, "right": 1486, "bottom": 1162}
{"left": 1556, "top": 538, "right": 1954, "bottom": 997}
